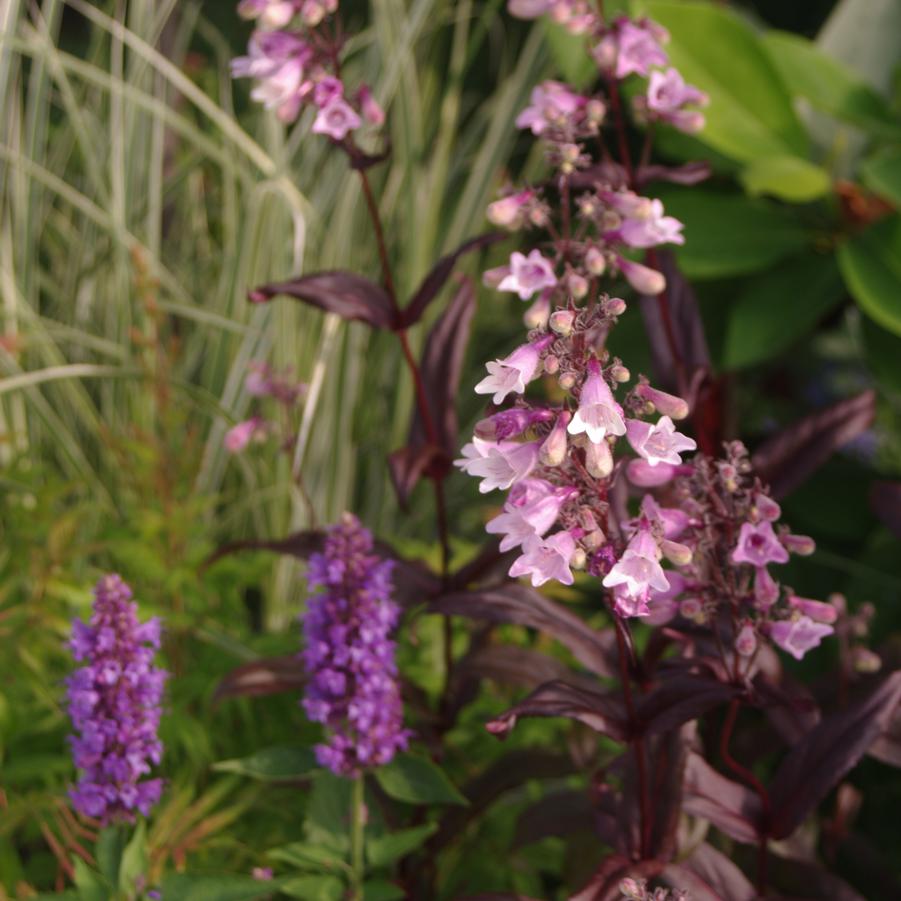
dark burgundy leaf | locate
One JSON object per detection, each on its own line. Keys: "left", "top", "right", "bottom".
{"left": 485, "top": 680, "right": 628, "bottom": 742}
{"left": 869, "top": 480, "right": 901, "bottom": 539}
{"left": 636, "top": 161, "right": 713, "bottom": 187}
{"left": 661, "top": 843, "right": 755, "bottom": 901}
{"left": 765, "top": 852, "right": 867, "bottom": 901}
{"left": 683, "top": 752, "right": 763, "bottom": 844}
{"left": 248, "top": 271, "right": 397, "bottom": 329}
{"left": 214, "top": 655, "right": 305, "bottom": 702}
{"left": 429, "top": 583, "right": 618, "bottom": 677}
{"left": 769, "top": 671, "right": 901, "bottom": 839}
{"left": 455, "top": 895, "right": 542, "bottom": 901}
{"left": 751, "top": 390, "right": 876, "bottom": 500}
{"left": 451, "top": 644, "right": 583, "bottom": 693}
{"left": 409, "top": 277, "right": 477, "bottom": 454}
{"left": 570, "top": 855, "right": 664, "bottom": 901}
{"left": 447, "top": 537, "right": 513, "bottom": 589}
{"left": 568, "top": 161, "right": 628, "bottom": 191}
{"left": 643, "top": 729, "right": 689, "bottom": 860}
{"left": 636, "top": 675, "right": 742, "bottom": 737}
{"left": 869, "top": 705, "right": 901, "bottom": 767}
{"left": 754, "top": 672, "right": 820, "bottom": 745}
{"left": 512, "top": 790, "right": 594, "bottom": 849}
{"left": 346, "top": 140, "right": 391, "bottom": 171}
{"left": 387, "top": 444, "right": 443, "bottom": 510}
{"left": 402, "top": 232, "right": 505, "bottom": 328}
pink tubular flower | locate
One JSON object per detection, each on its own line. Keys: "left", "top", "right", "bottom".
{"left": 616, "top": 256, "right": 666, "bottom": 295}
{"left": 498, "top": 250, "right": 557, "bottom": 300}
{"left": 486, "top": 479, "right": 575, "bottom": 551}
{"left": 635, "top": 494, "right": 690, "bottom": 540}
{"left": 626, "top": 416, "right": 697, "bottom": 467}
{"left": 598, "top": 18, "right": 669, "bottom": 79}
{"left": 509, "top": 531, "right": 577, "bottom": 586}
{"left": 539, "top": 411, "right": 570, "bottom": 466}
{"left": 475, "top": 342, "right": 542, "bottom": 404}
{"left": 487, "top": 189, "right": 534, "bottom": 229}
{"left": 615, "top": 198, "right": 685, "bottom": 249}
{"left": 225, "top": 417, "right": 266, "bottom": 453}
{"left": 515, "top": 81, "right": 585, "bottom": 135}
{"left": 232, "top": 32, "right": 313, "bottom": 123}
{"left": 644, "top": 68, "right": 708, "bottom": 134}
{"left": 313, "top": 75, "right": 344, "bottom": 107}
{"left": 770, "top": 616, "right": 833, "bottom": 661}
{"left": 754, "top": 566, "right": 780, "bottom": 608}
{"left": 626, "top": 459, "right": 678, "bottom": 487}
{"left": 731, "top": 521, "right": 790, "bottom": 567}
{"left": 238, "top": 0, "right": 298, "bottom": 28}
{"left": 602, "top": 527, "right": 668, "bottom": 604}
{"left": 788, "top": 595, "right": 838, "bottom": 624}
{"left": 567, "top": 361, "right": 626, "bottom": 443}
{"left": 634, "top": 383, "right": 689, "bottom": 420}
{"left": 357, "top": 85, "right": 385, "bottom": 125}
{"left": 312, "top": 97, "right": 361, "bottom": 140}
{"left": 475, "top": 408, "right": 555, "bottom": 441}
{"left": 453, "top": 438, "right": 539, "bottom": 493}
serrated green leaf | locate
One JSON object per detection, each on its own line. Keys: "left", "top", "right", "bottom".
{"left": 374, "top": 754, "right": 468, "bottom": 806}
{"left": 279, "top": 875, "right": 344, "bottom": 900}
{"left": 861, "top": 147, "right": 901, "bottom": 207}
{"left": 159, "top": 874, "right": 275, "bottom": 901}
{"left": 268, "top": 842, "right": 350, "bottom": 875}
{"left": 367, "top": 823, "right": 437, "bottom": 867}
{"left": 656, "top": 187, "right": 813, "bottom": 279}
{"left": 762, "top": 31, "right": 901, "bottom": 140}
{"left": 723, "top": 254, "right": 845, "bottom": 369}
{"left": 839, "top": 215, "right": 901, "bottom": 337}
{"left": 95, "top": 827, "right": 125, "bottom": 887}
{"left": 363, "top": 880, "right": 407, "bottom": 901}
{"left": 118, "top": 820, "right": 148, "bottom": 896}
{"left": 212, "top": 746, "right": 318, "bottom": 782}
{"left": 637, "top": 0, "right": 807, "bottom": 161}
{"left": 740, "top": 155, "right": 832, "bottom": 203}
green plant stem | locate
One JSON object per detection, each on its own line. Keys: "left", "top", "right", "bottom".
{"left": 350, "top": 773, "right": 365, "bottom": 900}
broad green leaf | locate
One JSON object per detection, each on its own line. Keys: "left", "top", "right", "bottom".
{"left": 861, "top": 147, "right": 901, "bottom": 207}
{"left": 95, "top": 827, "right": 125, "bottom": 887}
{"left": 637, "top": 0, "right": 807, "bottom": 161}
{"left": 159, "top": 874, "right": 275, "bottom": 901}
{"left": 304, "top": 771, "right": 353, "bottom": 854}
{"left": 762, "top": 31, "right": 901, "bottom": 140}
{"left": 740, "top": 155, "right": 832, "bottom": 203}
{"left": 279, "top": 875, "right": 344, "bottom": 901}
{"left": 212, "top": 746, "right": 318, "bottom": 782}
{"left": 364, "top": 880, "right": 407, "bottom": 901}
{"left": 268, "top": 842, "right": 350, "bottom": 875}
{"left": 656, "top": 187, "right": 813, "bottom": 279}
{"left": 72, "top": 858, "right": 111, "bottom": 901}
{"left": 374, "top": 754, "right": 468, "bottom": 806}
{"left": 367, "top": 823, "right": 438, "bottom": 867}
{"left": 118, "top": 821, "right": 148, "bottom": 896}
{"left": 723, "top": 254, "right": 845, "bottom": 369}
{"left": 838, "top": 216, "right": 901, "bottom": 337}
{"left": 862, "top": 314, "right": 901, "bottom": 394}
{"left": 543, "top": 22, "right": 595, "bottom": 90}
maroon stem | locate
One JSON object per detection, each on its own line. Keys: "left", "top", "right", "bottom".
{"left": 720, "top": 698, "right": 770, "bottom": 895}
{"left": 614, "top": 615, "right": 652, "bottom": 859}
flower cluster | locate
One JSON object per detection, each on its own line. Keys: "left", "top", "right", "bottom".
{"left": 225, "top": 360, "right": 307, "bottom": 454}
{"left": 619, "top": 878, "right": 689, "bottom": 901}
{"left": 629, "top": 441, "right": 833, "bottom": 662}
{"left": 66, "top": 575, "right": 166, "bottom": 823}
{"left": 301, "top": 514, "right": 410, "bottom": 775}
{"left": 232, "top": 0, "right": 384, "bottom": 136}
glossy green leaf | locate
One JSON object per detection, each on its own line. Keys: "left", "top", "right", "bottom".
{"left": 159, "top": 874, "right": 275, "bottom": 901}
{"left": 212, "top": 746, "right": 317, "bottom": 782}
{"left": 279, "top": 875, "right": 344, "bottom": 900}
{"left": 740, "top": 155, "right": 832, "bottom": 203}
{"left": 638, "top": 0, "right": 808, "bottom": 161}
{"left": 95, "top": 827, "right": 125, "bottom": 888}
{"left": 861, "top": 315, "right": 901, "bottom": 394}
{"left": 268, "top": 842, "right": 350, "bottom": 875}
{"left": 118, "top": 821, "right": 148, "bottom": 896}
{"left": 374, "top": 753, "right": 468, "bottom": 806}
{"left": 723, "top": 254, "right": 845, "bottom": 369}
{"left": 364, "top": 880, "right": 407, "bottom": 901}
{"left": 656, "top": 187, "right": 813, "bottom": 279}
{"left": 72, "top": 859, "right": 111, "bottom": 901}
{"left": 838, "top": 216, "right": 901, "bottom": 337}
{"left": 861, "top": 147, "right": 901, "bottom": 207}
{"left": 304, "top": 772, "right": 353, "bottom": 853}
{"left": 763, "top": 30, "right": 901, "bottom": 140}
{"left": 367, "top": 823, "right": 438, "bottom": 867}
{"left": 543, "top": 21, "right": 595, "bottom": 90}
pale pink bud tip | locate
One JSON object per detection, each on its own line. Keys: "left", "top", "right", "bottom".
{"left": 636, "top": 383, "right": 689, "bottom": 420}
{"left": 618, "top": 257, "right": 666, "bottom": 295}
{"left": 248, "top": 289, "right": 270, "bottom": 304}
{"left": 735, "top": 623, "right": 757, "bottom": 657}
{"left": 782, "top": 533, "right": 816, "bottom": 556}
{"left": 788, "top": 595, "right": 838, "bottom": 624}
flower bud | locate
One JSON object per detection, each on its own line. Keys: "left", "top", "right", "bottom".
{"left": 523, "top": 293, "right": 551, "bottom": 329}
{"left": 610, "top": 364, "right": 631, "bottom": 383}
{"left": 618, "top": 878, "right": 644, "bottom": 901}
{"left": 660, "top": 538, "right": 692, "bottom": 566}
{"left": 487, "top": 189, "right": 532, "bottom": 229}
{"left": 570, "top": 548, "right": 587, "bottom": 570}
{"left": 788, "top": 595, "right": 837, "bottom": 624}
{"left": 852, "top": 647, "right": 882, "bottom": 674}
{"left": 586, "top": 98, "right": 606, "bottom": 124}
{"left": 754, "top": 566, "right": 779, "bottom": 608}
{"left": 583, "top": 528, "right": 607, "bottom": 550}
{"left": 735, "top": 622, "right": 757, "bottom": 657}
{"left": 568, "top": 273, "right": 589, "bottom": 299}
{"left": 618, "top": 257, "right": 666, "bottom": 295}
{"left": 679, "top": 597, "right": 703, "bottom": 620}
{"left": 559, "top": 371, "right": 577, "bottom": 391}
{"left": 605, "top": 296, "right": 627, "bottom": 316}
{"left": 578, "top": 507, "right": 599, "bottom": 532}
{"left": 626, "top": 459, "right": 676, "bottom": 487}
{"left": 828, "top": 592, "right": 848, "bottom": 616}
{"left": 635, "top": 383, "right": 689, "bottom": 420}
{"left": 539, "top": 412, "right": 569, "bottom": 466}
{"left": 752, "top": 492, "right": 781, "bottom": 522}
{"left": 482, "top": 265, "right": 510, "bottom": 289}
{"left": 357, "top": 85, "right": 385, "bottom": 126}
{"left": 781, "top": 533, "right": 816, "bottom": 556}
{"left": 549, "top": 309, "right": 575, "bottom": 336}
{"left": 585, "top": 437, "right": 613, "bottom": 478}
{"left": 585, "top": 246, "right": 606, "bottom": 276}
{"left": 543, "top": 353, "right": 560, "bottom": 374}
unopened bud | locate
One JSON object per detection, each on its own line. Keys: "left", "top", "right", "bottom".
{"left": 570, "top": 548, "right": 587, "bottom": 570}
{"left": 561, "top": 143, "right": 580, "bottom": 163}
{"left": 618, "top": 257, "right": 666, "bottom": 295}
{"left": 568, "top": 273, "right": 589, "bottom": 299}
{"left": 828, "top": 592, "right": 848, "bottom": 616}
{"left": 586, "top": 98, "right": 606, "bottom": 124}
{"left": 358, "top": 85, "right": 385, "bottom": 126}
{"left": 626, "top": 459, "right": 676, "bottom": 487}
{"left": 752, "top": 492, "right": 781, "bottom": 522}
{"left": 559, "top": 371, "right": 577, "bottom": 391}
{"left": 482, "top": 265, "right": 509, "bottom": 289}
{"left": 661, "top": 538, "right": 692, "bottom": 566}
{"left": 788, "top": 595, "right": 837, "bottom": 624}
{"left": 680, "top": 597, "right": 703, "bottom": 620}
{"left": 523, "top": 293, "right": 551, "bottom": 329}
{"left": 583, "top": 528, "right": 607, "bottom": 550}
{"left": 550, "top": 310, "right": 575, "bottom": 336}
{"left": 487, "top": 189, "right": 532, "bottom": 229}
{"left": 635, "top": 383, "right": 689, "bottom": 420}
{"left": 852, "top": 647, "right": 882, "bottom": 674}
{"left": 585, "top": 246, "right": 606, "bottom": 275}
{"left": 781, "top": 533, "right": 815, "bottom": 556}
{"left": 735, "top": 622, "right": 757, "bottom": 657}
{"left": 585, "top": 438, "right": 613, "bottom": 478}
{"left": 543, "top": 353, "right": 560, "bottom": 375}
{"left": 610, "top": 364, "right": 631, "bottom": 383}
{"left": 539, "top": 413, "right": 569, "bottom": 467}
{"left": 605, "top": 296, "right": 627, "bottom": 316}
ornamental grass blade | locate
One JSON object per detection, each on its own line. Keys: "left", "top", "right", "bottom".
{"left": 768, "top": 671, "right": 901, "bottom": 839}
{"left": 683, "top": 752, "right": 763, "bottom": 844}
{"left": 751, "top": 390, "right": 876, "bottom": 500}
{"left": 661, "top": 843, "right": 755, "bottom": 901}
{"left": 485, "top": 680, "right": 628, "bottom": 742}
{"left": 248, "top": 271, "right": 397, "bottom": 329}
{"left": 429, "top": 583, "right": 618, "bottom": 677}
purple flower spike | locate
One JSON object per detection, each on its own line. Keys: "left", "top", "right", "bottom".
{"left": 301, "top": 514, "right": 410, "bottom": 776}
{"left": 66, "top": 575, "right": 166, "bottom": 824}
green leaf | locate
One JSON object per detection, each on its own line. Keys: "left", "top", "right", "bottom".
{"left": 364, "top": 880, "right": 407, "bottom": 901}
{"left": 723, "top": 254, "right": 845, "bottom": 369}
{"left": 838, "top": 216, "right": 901, "bottom": 337}
{"left": 212, "top": 746, "right": 318, "bottom": 782}
{"left": 637, "top": 0, "right": 808, "bottom": 161}
{"left": 543, "top": 22, "right": 595, "bottom": 90}
{"left": 656, "top": 187, "right": 813, "bottom": 279}
{"left": 861, "top": 147, "right": 901, "bottom": 207}
{"left": 279, "top": 875, "right": 344, "bottom": 900}
{"left": 367, "top": 823, "right": 437, "bottom": 867}
{"left": 159, "top": 874, "right": 275, "bottom": 901}
{"left": 862, "top": 314, "right": 901, "bottom": 394}
{"left": 268, "top": 842, "right": 350, "bottom": 875}
{"left": 118, "top": 821, "right": 148, "bottom": 896}
{"left": 95, "top": 827, "right": 125, "bottom": 887}
{"left": 374, "top": 754, "right": 468, "bottom": 806}
{"left": 304, "top": 771, "right": 353, "bottom": 854}
{"left": 72, "top": 858, "right": 111, "bottom": 901}
{"left": 763, "top": 31, "right": 901, "bottom": 140}
{"left": 740, "top": 155, "right": 832, "bottom": 203}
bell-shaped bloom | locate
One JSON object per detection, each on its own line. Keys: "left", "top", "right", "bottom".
{"left": 509, "top": 531, "right": 577, "bottom": 586}
{"left": 626, "top": 416, "right": 697, "bottom": 467}
{"left": 731, "top": 521, "right": 790, "bottom": 567}
{"left": 232, "top": 31, "right": 313, "bottom": 123}
{"left": 770, "top": 616, "right": 833, "bottom": 661}
{"left": 356, "top": 85, "right": 385, "bottom": 126}
{"left": 515, "top": 81, "right": 586, "bottom": 135}
{"left": 539, "top": 412, "right": 570, "bottom": 466}
{"left": 633, "top": 494, "right": 690, "bottom": 540}
{"left": 568, "top": 362, "right": 626, "bottom": 444}
{"left": 454, "top": 437, "right": 539, "bottom": 493}
{"left": 634, "top": 383, "right": 689, "bottom": 420}
{"left": 225, "top": 417, "right": 267, "bottom": 453}
{"left": 788, "top": 595, "right": 837, "bottom": 624}
{"left": 475, "top": 407, "right": 554, "bottom": 441}
{"left": 487, "top": 189, "right": 534, "bottom": 229}
{"left": 616, "top": 199, "right": 685, "bottom": 249}
{"left": 611, "top": 584, "right": 650, "bottom": 618}
{"left": 626, "top": 459, "right": 678, "bottom": 487}
{"left": 486, "top": 479, "right": 575, "bottom": 551}
{"left": 754, "top": 566, "right": 780, "bottom": 608}
{"left": 312, "top": 97, "right": 361, "bottom": 140}
{"left": 475, "top": 342, "right": 542, "bottom": 404}
{"left": 498, "top": 250, "right": 557, "bottom": 300}
{"left": 596, "top": 18, "right": 669, "bottom": 79}
{"left": 603, "top": 527, "right": 668, "bottom": 601}
{"left": 644, "top": 68, "right": 708, "bottom": 133}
